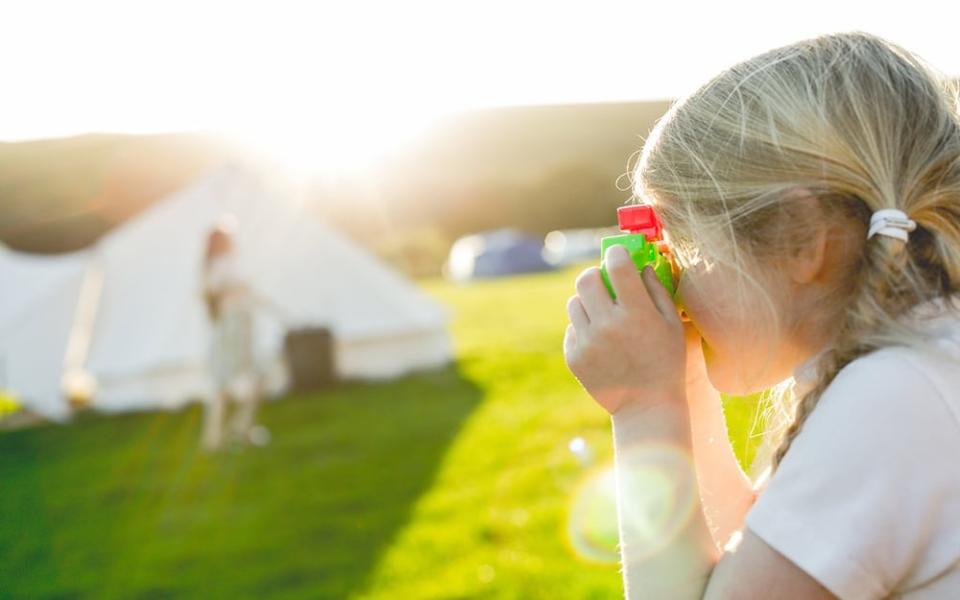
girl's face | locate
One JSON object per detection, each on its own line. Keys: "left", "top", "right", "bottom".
{"left": 674, "top": 253, "right": 802, "bottom": 394}
{"left": 661, "top": 192, "right": 856, "bottom": 394}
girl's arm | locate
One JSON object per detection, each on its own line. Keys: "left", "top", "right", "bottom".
{"left": 610, "top": 387, "right": 839, "bottom": 600}
{"left": 682, "top": 324, "right": 758, "bottom": 551}
{"left": 657, "top": 242, "right": 759, "bottom": 548}
{"left": 611, "top": 397, "right": 722, "bottom": 597}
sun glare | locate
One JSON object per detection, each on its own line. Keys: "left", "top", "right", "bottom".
{"left": 225, "top": 108, "right": 444, "bottom": 178}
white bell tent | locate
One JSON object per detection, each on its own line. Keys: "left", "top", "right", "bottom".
{"left": 0, "top": 164, "right": 454, "bottom": 421}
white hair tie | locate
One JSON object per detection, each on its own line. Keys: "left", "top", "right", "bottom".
{"left": 867, "top": 208, "right": 917, "bottom": 242}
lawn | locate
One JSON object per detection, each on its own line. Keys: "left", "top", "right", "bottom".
{"left": 0, "top": 261, "right": 767, "bottom": 599}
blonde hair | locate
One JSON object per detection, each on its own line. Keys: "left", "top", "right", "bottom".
{"left": 630, "top": 31, "right": 960, "bottom": 475}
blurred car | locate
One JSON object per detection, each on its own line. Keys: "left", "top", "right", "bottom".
{"left": 444, "top": 227, "right": 556, "bottom": 282}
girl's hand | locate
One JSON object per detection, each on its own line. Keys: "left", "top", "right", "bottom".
{"left": 564, "top": 244, "right": 686, "bottom": 416}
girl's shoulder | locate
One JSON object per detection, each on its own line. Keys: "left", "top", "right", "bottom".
{"left": 827, "top": 345, "right": 960, "bottom": 440}
{"left": 874, "top": 346, "right": 960, "bottom": 408}
{"left": 745, "top": 303, "right": 960, "bottom": 597}
{"left": 815, "top": 293, "right": 960, "bottom": 398}
{"left": 839, "top": 296, "right": 960, "bottom": 420}
{"left": 825, "top": 342, "right": 960, "bottom": 443}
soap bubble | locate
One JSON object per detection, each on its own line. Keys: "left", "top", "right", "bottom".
{"left": 248, "top": 425, "right": 271, "bottom": 447}
{"left": 567, "top": 436, "right": 594, "bottom": 467}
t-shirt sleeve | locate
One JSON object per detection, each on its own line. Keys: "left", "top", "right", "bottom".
{"left": 744, "top": 349, "right": 960, "bottom": 600}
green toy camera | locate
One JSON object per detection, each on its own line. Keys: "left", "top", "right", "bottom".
{"left": 599, "top": 205, "right": 675, "bottom": 299}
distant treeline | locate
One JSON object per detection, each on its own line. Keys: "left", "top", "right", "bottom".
{"left": 313, "top": 160, "right": 637, "bottom": 277}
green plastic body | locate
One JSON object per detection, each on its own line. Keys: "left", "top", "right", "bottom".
{"left": 599, "top": 233, "right": 675, "bottom": 299}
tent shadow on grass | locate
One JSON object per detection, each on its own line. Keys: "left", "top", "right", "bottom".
{"left": 0, "top": 360, "right": 483, "bottom": 598}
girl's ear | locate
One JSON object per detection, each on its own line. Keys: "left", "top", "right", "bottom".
{"left": 784, "top": 191, "right": 829, "bottom": 285}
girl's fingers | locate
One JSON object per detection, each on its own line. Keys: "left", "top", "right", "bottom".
{"left": 642, "top": 266, "right": 681, "bottom": 324}
{"left": 563, "top": 323, "right": 577, "bottom": 356}
{"left": 574, "top": 266, "right": 614, "bottom": 321}
{"left": 604, "top": 245, "right": 657, "bottom": 315}
{"left": 567, "top": 294, "right": 590, "bottom": 333}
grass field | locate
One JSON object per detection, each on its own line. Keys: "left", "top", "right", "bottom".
{"left": 0, "top": 261, "right": 766, "bottom": 599}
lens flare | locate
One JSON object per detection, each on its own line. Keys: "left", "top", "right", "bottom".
{"left": 567, "top": 442, "right": 698, "bottom": 564}
{"left": 567, "top": 466, "right": 620, "bottom": 563}
{"left": 616, "top": 442, "right": 699, "bottom": 562}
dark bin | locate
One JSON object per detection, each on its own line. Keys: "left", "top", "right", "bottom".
{"left": 283, "top": 327, "right": 338, "bottom": 391}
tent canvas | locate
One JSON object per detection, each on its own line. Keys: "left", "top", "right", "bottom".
{"left": 0, "top": 249, "right": 90, "bottom": 420}
{"left": 0, "top": 164, "right": 454, "bottom": 420}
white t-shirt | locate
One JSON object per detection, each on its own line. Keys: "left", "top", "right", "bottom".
{"left": 745, "top": 298, "right": 960, "bottom": 599}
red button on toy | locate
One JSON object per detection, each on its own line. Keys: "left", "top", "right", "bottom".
{"left": 616, "top": 205, "right": 663, "bottom": 241}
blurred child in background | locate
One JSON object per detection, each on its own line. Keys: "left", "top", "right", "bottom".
{"left": 201, "top": 219, "right": 269, "bottom": 451}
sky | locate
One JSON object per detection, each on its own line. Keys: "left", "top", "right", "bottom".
{"left": 3, "top": 0, "right": 959, "bottom": 173}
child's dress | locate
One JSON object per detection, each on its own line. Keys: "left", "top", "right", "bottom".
{"left": 745, "top": 296, "right": 960, "bottom": 598}
{"left": 204, "top": 254, "right": 258, "bottom": 401}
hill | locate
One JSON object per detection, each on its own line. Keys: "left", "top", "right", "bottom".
{"left": 0, "top": 133, "right": 237, "bottom": 253}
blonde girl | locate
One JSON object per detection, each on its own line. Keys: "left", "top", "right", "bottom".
{"left": 564, "top": 31, "right": 960, "bottom": 598}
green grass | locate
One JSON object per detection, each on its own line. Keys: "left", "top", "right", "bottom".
{"left": 0, "top": 261, "right": 767, "bottom": 599}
